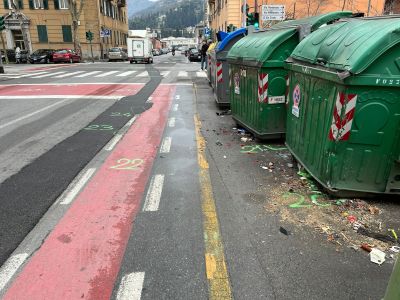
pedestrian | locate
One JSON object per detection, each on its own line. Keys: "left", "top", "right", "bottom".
{"left": 15, "top": 47, "right": 21, "bottom": 64}
{"left": 200, "top": 40, "right": 210, "bottom": 71}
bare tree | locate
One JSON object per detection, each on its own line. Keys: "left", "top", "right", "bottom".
{"left": 68, "top": 0, "right": 85, "bottom": 55}
{"left": 304, "top": 0, "right": 329, "bottom": 16}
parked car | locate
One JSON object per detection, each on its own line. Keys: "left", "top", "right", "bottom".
{"left": 188, "top": 48, "right": 201, "bottom": 62}
{"left": 184, "top": 46, "right": 197, "bottom": 57}
{"left": 52, "top": 49, "right": 81, "bottom": 63}
{"left": 161, "top": 48, "right": 169, "bottom": 54}
{"left": 152, "top": 49, "right": 161, "bottom": 56}
{"left": 180, "top": 46, "right": 188, "bottom": 54}
{"left": 108, "top": 47, "right": 128, "bottom": 62}
{"left": 28, "top": 49, "right": 55, "bottom": 64}
{"left": 1, "top": 49, "right": 28, "bottom": 63}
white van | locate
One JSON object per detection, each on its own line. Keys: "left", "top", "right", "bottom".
{"left": 127, "top": 37, "right": 153, "bottom": 64}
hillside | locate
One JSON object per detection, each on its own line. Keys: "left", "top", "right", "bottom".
{"left": 129, "top": 0, "right": 204, "bottom": 37}
{"left": 127, "top": 0, "right": 154, "bottom": 18}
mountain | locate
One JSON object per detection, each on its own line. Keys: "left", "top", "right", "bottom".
{"left": 129, "top": 0, "right": 204, "bottom": 37}
{"left": 127, "top": 0, "right": 154, "bottom": 18}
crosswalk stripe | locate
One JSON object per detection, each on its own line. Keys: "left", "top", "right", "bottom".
{"left": 75, "top": 71, "right": 102, "bottom": 77}
{"left": 160, "top": 71, "right": 170, "bottom": 77}
{"left": 178, "top": 71, "right": 188, "bottom": 77}
{"left": 32, "top": 71, "right": 65, "bottom": 78}
{"left": 137, "top": 71, "right": 148, "bottom": 77}
{"left": 53, "top": 71, "right": 85, "bottom": 78}
{"left": 196, "top": 72, "right": 207, "bottom": 78}
{"left": 19, "top": 71, "right": 49, "bottom": 78}
{"left": 94, "top": 71, "right": 119, "bottom": 77}
{"left": 116, "top": 71, "right": 136, "bottom": 77}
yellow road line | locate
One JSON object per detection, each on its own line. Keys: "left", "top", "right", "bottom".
{"left": 194, "top": 114, "right": 233, "bottom": 300}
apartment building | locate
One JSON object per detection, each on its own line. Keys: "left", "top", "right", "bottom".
{"left": 207, "top": 0, "right": 387, "bottom": 34}
{"left": 0, "top": 0, "right": 128, "bottom": 59}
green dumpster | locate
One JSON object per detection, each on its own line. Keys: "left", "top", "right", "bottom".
{"left": 384, "top": 257, "right": 400, "bottom": 300}
{"left": 227, "top": 12, "right": 353, "bottom": 140}
{"left": 285, "top": 16, "right": 400, "bottom": 196}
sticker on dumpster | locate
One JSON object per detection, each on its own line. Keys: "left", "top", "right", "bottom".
{"left": 269, "top": 96, "right": 285, "bottom": 104}
{"left": 292, "top": 84, "right": 301, "bottom": 117}
{"left": 258, "top": 73, "right": 268, "bottom": 103}
{"left": 234, "top": 73, "right": 240, "bottom": 95}
{"left": 329, "top": 92, "right": 357, "bottom": 141}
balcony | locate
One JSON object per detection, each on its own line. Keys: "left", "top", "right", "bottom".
{"left": 117, "top": 0, "right": 125, "bottom": 7}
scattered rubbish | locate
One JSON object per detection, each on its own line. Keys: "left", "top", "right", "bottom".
{"left": 241, "top": 137, "right": 250, "bottom": 142}
{"left": 370, "top": 248, "right": 386, "bottom": 265}
{"left": 390, "top": 246, "right": 400, "bottom": 253}
{"left": 349, "top": 245, "right": 359, "bottom": 251}
{"left": 261, "top": 166, "right": 269, "bottom": 170}
{"left": 287, "top": 163, "right": 294, "bottom": 168}
{"left": 223, "top": 155, "right": 227, "bottom": 159}
{"left": 357, "top": 227, "right": 398, "bottom": 244}
{"left": 347, "top": 215, "right": 357, "bottom": 223}
{"left": 232, "top": 127, "right": 237, "bottom": 130}
{"left": 368, "top": 205, "right": 380, "bottom": 215}
{"left": 268, "top": 162, "right": 274, "bottom": 167}
{"left": 216, "top": 110, "right": 231, "bottom": 116}
{"left": 216, "top": 141, "right": 223, "bottom": 146}
{"left": 335, "top": 199, "right": 347, "bottom": 206}
{"left": 361, "top": 243, "right": 373, "bottom": 253}
{"left": 389, "top": 229, "right": 398, "bottom": 240}
{"left": 353, "top": 222, "right": 362, "bottom": 231}
{"left": 279, "top": 226, "right": 291, "bottom": 236}
{"left": 237, "top": 129, "right": 246, "bottom": 135}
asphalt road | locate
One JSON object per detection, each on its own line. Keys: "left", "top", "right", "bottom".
{"left": 0, "top": 53, "right": 397, "bottom": 299}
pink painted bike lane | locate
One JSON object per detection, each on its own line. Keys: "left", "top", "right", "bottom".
{"left": 3, "top": 84, "right": 175, "bottom": 300}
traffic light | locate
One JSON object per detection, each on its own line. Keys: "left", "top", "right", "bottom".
{"left": 254, "top": 12, "right": 259, "bottom": 29}
{"left": 246, "top": 12, "right": 260, "bottom": 28}
{"left": 86, "top": 31, "right": 93, "bottom": 41}
{"left": 0, "top": 16, "right": 5, "bottom": 32}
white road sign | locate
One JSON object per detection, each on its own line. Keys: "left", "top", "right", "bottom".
{"left": 262, "top": 5, "right": 285, "bottom": 21}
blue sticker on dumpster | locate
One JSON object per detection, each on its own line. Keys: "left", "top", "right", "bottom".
{"left": 292, "top": 84, "right": 301, "bottom": 117}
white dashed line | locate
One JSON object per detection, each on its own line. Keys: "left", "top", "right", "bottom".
{"left": 53, "top": 71, "right": 85, "bottom": 78}
{"left": 160, "top": 137, "right": 172, "bottom": 153}
{"left": 59, "top": 168, "right": 97, "bottom": 205}
{"left": 116, "top": 272, "right": 145, "bottom": 300}
{"left": 143, "top": 174, "right": 165, "bottom": 211}
{"left": 95, "top": 71, "right": 119, "bottom": 77}
{"left": 104, "top": 134, "right": 123, "bottom": 151}
{"left": 123, "top": 115, "right": 138, "bottom": 129}
{"left": 32, "top": 71, "right": 65, "bottom": 78}
{"left": 168, "top": 117, "right": 176, "bottom": 127}
{"left": 196, "top": 72, "right": 207, "bottom": 78}
{"left": 0, "top": 253, "right": 29, "bottom": 292}
{"left": 161, "top": 71, "right": 170, "bottom": 77}
{"left": 173, "top": 104, "right": 179, "bottom": 111}
{"left": 116, "top": 71, "right": 136, "bottom": 77}
{"left": 137, "top": 71, "right": 148, "bottom": 77}
{"left": 75, "top": 71, "right": 102, "bottom": 77}
{"left": 178, "top": 71, "right": 188, "bottom": 77}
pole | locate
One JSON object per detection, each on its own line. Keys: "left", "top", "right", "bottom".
{"left": 243, "top": 0, "right": 247, "bottom": 28}
{"left": 1, "top": 32, "right": 9, "bottom": 64}
{"left": 90, "top": 39, "right": 94, "bottom": 63}
{"left": 367, "top": 0, "right": 371, "bottom": 16}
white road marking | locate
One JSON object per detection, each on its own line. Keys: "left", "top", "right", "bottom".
{"left": 75, "top": 71, "right": 102, "bottom": 77}
{"left": 53, "top": 71, "right": 85, "bottom": 78}
{"left": 95, "top": 71, "right": 119, "bottom": 77}
{"left": 104, "top": 134, "right": 123, "bottom": 151}
{"left": 137, "top": 71, "right": 148, "bottom": 77}
{"left": 0, "top": 95, "right": 122, "bottom": 100}
{"left": 178, "top": 71, "right": 188, "bottom": 77}
{"left": 0, "top": 253, "right": 29, "bottom": 291}
{"left": 32, "top": 71, "right": 65, "bottom": 78}
{"left": 116, "top": 71, "right": 136, "bottom": 77}
{"left": 143, "top": 174, "right": 165, "bottom": 211}
{"left": 168, "top": 117, "right": 176, "bottom": 127}
{"left": 3, "top": 71, "right": 49, "bottom": 78}
{"left": 0, "top": 99, "right": 69, "bottom": 130}
{"left": 173, "top": 104, "right": 179, "bottom": 111}
{"left": 123, "top": 115, "right": 139, "bottom": 129}
{"left": 59, "top": 168, "right": 97, "bottom": 205}
{"left": 160, "top": 71, "right": 170, "bottom": 77}
{"left": 175, "top": 95, "right": 180, "bottom": 100}
{"left": 116, "top": 272, "right": 145, "bottom": 300}
{"left": 196, "top": 72, "right": 207, "bottom": 78}
{"left": 160, "top": 137, "right": 172, "bottom": 153}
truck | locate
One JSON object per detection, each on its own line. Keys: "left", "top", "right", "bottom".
{"left": 127, "top": 30, "right": 153, "bottom": 64}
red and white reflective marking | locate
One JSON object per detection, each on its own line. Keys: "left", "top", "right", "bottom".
{"left": 329, "top": 92, "right": 357, "bottom": 141}
{"left": 3, "top": 85, "right": 175, "bottom": 300}
{"left": 258, "top": 72, "right": 268, "bottom": 103}
{"left": 216, "top": 62, "right": 223, "bottom": 83}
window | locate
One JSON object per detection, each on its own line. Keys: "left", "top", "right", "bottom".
{"left": 62, "top": 25, "right": 72, "bottom": 43}
{"left": 33, "top": 0, "right": 43, "bottom": 8}
{"left": 37, "top": 25, "right": 48, "bottom": 42}
{"left": 58, "top": 0, "right": 68, "bottom": 9}
{"left": 5, "top": 0, "right": 24, "bottom": 9}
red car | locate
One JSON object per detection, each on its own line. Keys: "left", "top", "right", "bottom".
{"left": 52, "top": 49, "right": 81, "bottom": 63}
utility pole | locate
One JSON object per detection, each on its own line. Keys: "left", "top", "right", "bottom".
{"left": 367, "top": 0, "right": 371, "bottom": 16}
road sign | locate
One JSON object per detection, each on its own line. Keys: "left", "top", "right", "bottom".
{"left": 204, "top": 27, "right": 210, "bottom": 35}
{"left": 262, "top": 5, "right": 285, "bottom": 21}
{"left": 100, "top": 29, "right": 111, "bottom": 38}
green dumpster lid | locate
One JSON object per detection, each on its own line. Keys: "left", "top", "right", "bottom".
{"left": 290, "top": 16, "right": 400, "bottom": 74}
{"left": 227, "top": 11, "right": 353, "bottom": 67}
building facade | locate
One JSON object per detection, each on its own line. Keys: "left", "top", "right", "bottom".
{"left": 0, "top": 0, "right": 128, "bottom": 59}
{"left": 207, "top": 0, "right": 388, "bottom": 34}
